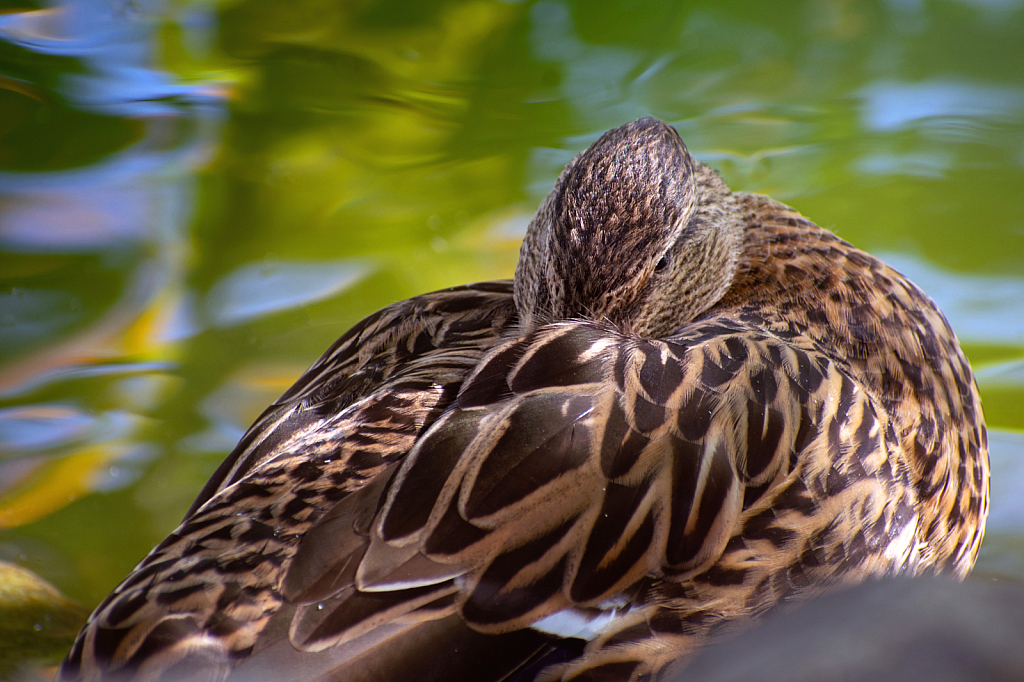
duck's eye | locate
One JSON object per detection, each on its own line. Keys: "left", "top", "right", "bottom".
{"left": 655, "top": 255, "right": 670, "bottom": 271}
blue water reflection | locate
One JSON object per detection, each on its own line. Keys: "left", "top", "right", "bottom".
{"left": 0, "top": 404, "right": 94, "bottom": 454}
{"left": 860, "top": 80, "right": 1024, "bottom": 132}
{"left": 0, "top": 0, "right": 223, "bottom": 386}
{"left": 529, "top": 1, "right": 647, "bottom": 124}
{"left": 855, "top": 150, "right": 952, "bottom": 178}
{"left": 0, "top": 0, "right": 223, "bottom": 576}
{"left": 206, "top": 259, "right": 371, "bottom": 327}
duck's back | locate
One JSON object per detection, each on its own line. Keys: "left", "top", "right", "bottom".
{"left": 718, "top": 193, "right": 987, "bottom": 578}
{"left": 59, "top": 175, "right": 987, "bottom": 682}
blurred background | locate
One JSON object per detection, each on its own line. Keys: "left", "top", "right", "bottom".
{"left": 1, "top": 0, "right": 1022, "bottom": 677}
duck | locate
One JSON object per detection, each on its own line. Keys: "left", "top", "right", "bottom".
{"left": 58, "top": 117, "right": 989, "bottom": 682}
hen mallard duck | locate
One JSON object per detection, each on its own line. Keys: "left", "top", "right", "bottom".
{"left": 59, "top": 118, "right": 988, "bottom": 682}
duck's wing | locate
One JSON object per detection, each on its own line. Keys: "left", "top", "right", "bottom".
{"left": 58, "top": 282, "right": 517, "bottom": 682}
{"left": 269, "top": 316, "right": 909, "bottom": 681}
{"left": 188, "top": 281, "right": 518, "bottom": 514}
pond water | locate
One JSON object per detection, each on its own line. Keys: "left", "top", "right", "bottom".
{"left": 1, "top": 0, "right": 1022, "bottom": 676}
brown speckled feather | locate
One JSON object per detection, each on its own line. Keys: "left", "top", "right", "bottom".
{"left": 59, "top": 119, "right": 987, "bottom": 682}
{"left": 60, "top": 283, "right": 520, "bottom": 681}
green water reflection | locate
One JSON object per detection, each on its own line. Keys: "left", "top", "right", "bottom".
{"left": 1, "top": 0, "right": 1022, "bottom": 676}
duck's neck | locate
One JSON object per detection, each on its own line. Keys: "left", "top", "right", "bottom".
{"left": 712, "top": 192, "right": 971, "bottom": 421}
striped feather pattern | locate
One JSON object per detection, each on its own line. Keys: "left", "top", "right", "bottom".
{"left": 59, "top": 119, "right": 987, "bottom": 682}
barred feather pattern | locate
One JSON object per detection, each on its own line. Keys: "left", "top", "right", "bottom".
{"left": 59, "top": 284, "right": 520, "bottom": 681}
{"left": 59, "top": 136, "right": 987, "bottom": 682}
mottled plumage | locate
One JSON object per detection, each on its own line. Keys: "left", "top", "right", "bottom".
{"left": 59, "top": 118, "right": 988, "bottom": 682}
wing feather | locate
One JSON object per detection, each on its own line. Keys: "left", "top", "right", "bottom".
{"left": 188, "top": 284, "right": 518, "bottom": 514}
{"left": 285, "top": 316, "right": 848, "bottom": 665}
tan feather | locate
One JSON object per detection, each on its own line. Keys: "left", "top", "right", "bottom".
{"left": 59, "top": 118, "right": 987, "bottom": 682}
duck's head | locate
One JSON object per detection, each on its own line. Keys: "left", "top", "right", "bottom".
{"left": 514, "top": 117, "right": 744, "bottom": 338}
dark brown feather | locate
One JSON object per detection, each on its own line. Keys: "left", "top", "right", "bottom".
{"left": 59, "top": 119, "right": 987, "bottom": 682}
